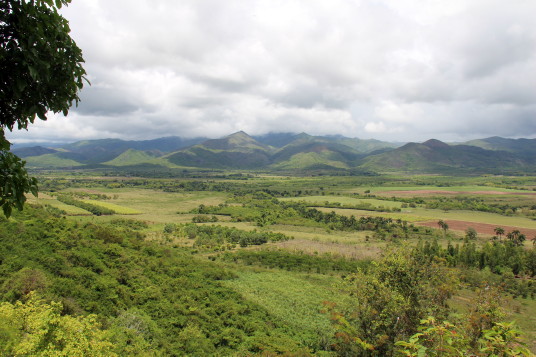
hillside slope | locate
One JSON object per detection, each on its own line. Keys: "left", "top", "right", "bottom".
{"left": 361, "top": 139, "right": 531, "bottom": 173}
{"left": 463, "top": 137, "right": 536, "bottom": 163}
{"left": 165, "top": 132, "right": 273, "bottom": 169}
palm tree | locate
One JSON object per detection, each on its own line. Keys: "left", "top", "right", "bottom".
{"left": 506, "top": 230, "right": 525, "bottom": 246}
{"left": 493, "top": 227, "right": 505, "bottom": 241}
{"left": 516, "top": 233, "right": 526, "bottom": 247}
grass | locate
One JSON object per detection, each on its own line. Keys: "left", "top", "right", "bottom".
{"left": 66, "top": 188, "right": 228, "bottom": 224}
{"left": 259, "top": 224, "right": 384, "bottom": 259}
{"left": 103, "top": 149, "right": 157, "bottom": 166}
{"left": 22, "top": 173, "right": 536, "bottom": 353}
{"left": 81, "top": 200, "right": 142, "bottom": 214}
{"left": 270, "top": 238, "right": 384, "bottom": 260}
{"left": 280, "top": 195, "right": 403, "bottom": 209}
{"left": 28, "top": 194, "right": 90, "bottom": 215}
{"left": 315, "top": 207, "right": 430, "bottom": 222}
{"left": 25, "top": 153, "right": 83, "bottom": 168}
{"left": 221, "top": 268, "right": 349, "bottom": 349}
{"left": 407, "top": 207, "right": 536, "bottom": 228}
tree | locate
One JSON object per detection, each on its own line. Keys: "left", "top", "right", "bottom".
{"left": 326, "top": 249, "right": 457, "bottom": 355}
{"left": 396, "top": 318, "right": 532, "bottom": 357}
{"left": 0, "top": 292, "right": 116, "bottom": 356}
{"left": 506, "top": 230, "right": 526, "bottom": 247}
{"left": 494, "top": 227, "right": 505, "bottom": 241}
{"left": 0, "top": 0, "right": 86, "bottom": 217}
{"left": 465, "top": 227, "right": 478, "bottom": 242}
{"left": 437, "top": 220, "right": 449, "bottom": 237}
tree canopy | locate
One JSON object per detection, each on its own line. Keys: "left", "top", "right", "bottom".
{"left": 0, "top": 0, "right": 86, "bottom": 216}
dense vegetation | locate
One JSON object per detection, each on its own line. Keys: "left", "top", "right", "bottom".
{"left": 219, "top": 249, "right": 371, "bottom": 274}
{"left": 0, "top": 206, "right": 308, "bottom": 355}
{"left": 174, "top": 223, "right": 292, "bottom": 250}
{"left": 1, "top": 172, "right": 536, "bottom": 355}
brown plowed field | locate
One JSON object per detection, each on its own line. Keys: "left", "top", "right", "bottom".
{"left": 417, "top": 219, "right": 536, "bottom": 238}
{"left": 380, "top": 190, "right": 536, "bottom": 196}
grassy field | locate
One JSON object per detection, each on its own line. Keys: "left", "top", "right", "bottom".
{"left": 30, "top": 193, "right": 91, "bottom": 215}
{"left": 266, "top": 224, "right": 383, "bottom": 259}
{"left": 221, "top": 268, "right": 350, "bottom": 349}
{"left": 74, "top": 188, "right": 227, "bottom": 224}
{"left": 281, "top": 195, "right": 403, "bottom": 209}
{"left": 81, "top": 200, "right": 142, "bottom": 214}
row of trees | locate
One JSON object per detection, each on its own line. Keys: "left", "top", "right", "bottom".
{"left": 56, "top": 194, "right": 115, "bottom": 215}
{"left": 415, "top": 238, "right": 536, "bottom": 277}
{"left": 198, "top": 197, "right": 422, "bottom": 238}
{"left": 493, "top": 227, "right": 534, "bottom": 246}
{"left": 220, "top": 249, "right": 370, "bottom": 274}
{"left": 173, "top": 223, "right": 292, "bottom": 250}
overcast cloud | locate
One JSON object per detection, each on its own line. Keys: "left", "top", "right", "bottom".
{"left": 7, "top": 0, "right": 536, "bottom": 144}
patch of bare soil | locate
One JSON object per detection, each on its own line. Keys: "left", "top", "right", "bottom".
{"left": 417, "top": 219, "right": 536, "bottom": 238}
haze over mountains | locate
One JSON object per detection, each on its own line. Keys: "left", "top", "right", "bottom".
{"left": 14, "top": 132, "right": 536, "bottom": 174}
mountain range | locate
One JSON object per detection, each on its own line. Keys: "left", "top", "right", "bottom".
{"left": 13, "top": 132, "right": 536, "bottom": 174}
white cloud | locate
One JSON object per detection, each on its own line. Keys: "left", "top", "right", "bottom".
{"left": 7, "top": 0, "right": 536, "bottom": 144}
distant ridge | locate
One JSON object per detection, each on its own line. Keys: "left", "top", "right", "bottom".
{"left": 361, "top": 139, "right": 530, "bottom": 173}
{"left": 462, "top": 137, "right": 536, "bottom": 163}
{"left": 16, "top": 132, "right": 536, "bottom": 174}
{"left": 12, "top": 146, "right": 58, "bottom": 158}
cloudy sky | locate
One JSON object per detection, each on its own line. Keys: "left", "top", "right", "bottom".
{"left": 8, "top": 0, "right": 536, "bottom": 145}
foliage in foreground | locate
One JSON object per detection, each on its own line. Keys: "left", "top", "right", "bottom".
{"left": 1, "top": 0, "right": 86, "bottom": 216}
{"left": 0, "top": 205, "right": 307, "bottom": 355}
{"left": 0, "top": 293, "right": 117, "bottom": 356}
{"left": 325, "top": 249, "right": 458, "bottom": 356}
{"left": 326, "top": 249, "right": 535, "bottom": 356}
{"left": 396, "top": 317, "right": 532, "bottom": 357}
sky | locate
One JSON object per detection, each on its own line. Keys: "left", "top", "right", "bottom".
{"left": 8, "top": 0, "right": 536, "bottom": 145}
